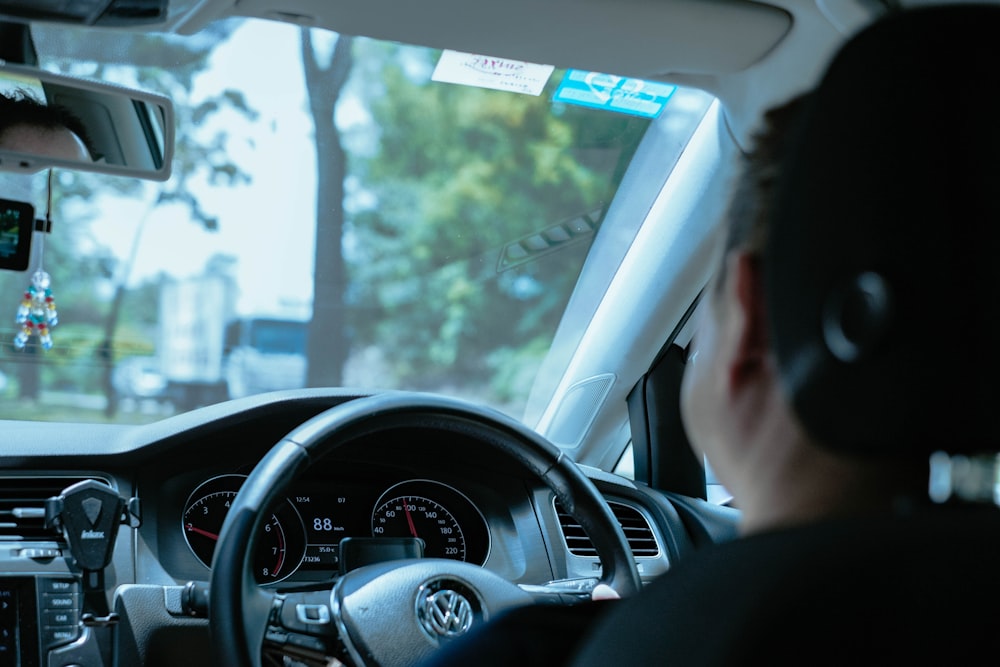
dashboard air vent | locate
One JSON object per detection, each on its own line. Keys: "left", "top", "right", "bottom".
{"left": 555, "top": 499, "right": 660, "bottom": 558}
{"left": 0, "top": 477, "right": 97, "bottom": 541}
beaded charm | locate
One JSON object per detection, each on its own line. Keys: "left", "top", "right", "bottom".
{"left": 14, "top": 270, "right": 58, "bottom": 350}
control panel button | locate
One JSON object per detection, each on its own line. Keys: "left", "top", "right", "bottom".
{"left": 39, "top": 579, "right": 78, "bottom": 595}
{"left": 295, "top": 604, "right": 331, "bottom": 625}
{"left": 41, "top": 593, "right": 79, "bottom": 610}
{"left": 41, "top": 625, "right": 80, "bottom": 649}
{"left": 43, "top": 610, "right": 76, "bottom": 627}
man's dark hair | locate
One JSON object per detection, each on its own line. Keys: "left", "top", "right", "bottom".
{"left": 762, "top": 4, "right": 1000, "bottom": 459}
{"left": 0, "top": 88, "right": 94, "bottom": 155}
{"left": 715, "top": 93, "right": 808, "bottom": 289}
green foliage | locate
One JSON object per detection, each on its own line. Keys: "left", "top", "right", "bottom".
{"left": 347, "top": 46, "right": 649, "bottom": 401}
{"left": 486, "top": 337, "right": 554, "bottom": 405}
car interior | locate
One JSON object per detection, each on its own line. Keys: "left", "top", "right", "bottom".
{"left": 0, "top": 0, "right": 985, "bottom": 666}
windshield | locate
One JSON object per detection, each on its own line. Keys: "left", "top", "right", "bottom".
{"left": 0, "top": 18, "right": 712, "bottom": 425}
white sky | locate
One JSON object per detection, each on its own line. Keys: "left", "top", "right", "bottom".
{"left": 96, "top": 21, "right": 336, "bottom": 319}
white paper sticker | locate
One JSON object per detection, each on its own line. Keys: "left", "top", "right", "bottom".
{"left": 432, "top": 50, "right": 554, "bottom": 96}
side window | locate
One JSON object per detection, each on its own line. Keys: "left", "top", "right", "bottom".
{"left": 614, "top": 442, "right": 636, "bottom": 479}
{"left": 614, "top": 443, "right": 733, "bottom": 506}
{"left": 704, "top": 460, "right": 733, "bottom": 506}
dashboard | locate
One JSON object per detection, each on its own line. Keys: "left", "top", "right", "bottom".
{"left": 0, "top": 389, "right": 726, "bottom": 667}
{"left": 143, "top": 395, "right": 577, "bottom": 591}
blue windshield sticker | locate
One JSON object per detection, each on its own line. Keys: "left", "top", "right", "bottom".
{"left": 553, "top": 70, "right": 676, "bottom": 118}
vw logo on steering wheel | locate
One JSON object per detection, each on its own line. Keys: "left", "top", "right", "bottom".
{"left": 417, "top": 587, "right": 475, "bottom": 641}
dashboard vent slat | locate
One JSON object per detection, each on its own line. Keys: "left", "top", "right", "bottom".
{"left": 0, "top": 477, "right": 95, "bottom": 541}
{"left": 555, "top": 499, "right": 660, "bottom": 558}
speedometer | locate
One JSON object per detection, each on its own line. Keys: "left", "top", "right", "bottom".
{"left": 372, "top": 494, "right": 467, "bottom": 560}
{"left": 371, "top": 479, "right": 490, "bottom": 564}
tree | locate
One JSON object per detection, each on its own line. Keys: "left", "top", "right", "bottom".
{"left": 301, "top": 30, "right": 354, "bottom": 387}
{"left": 345, "top": 47, "right": 648, "bottom": 403}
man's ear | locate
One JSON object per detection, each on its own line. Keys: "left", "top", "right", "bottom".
{"left": 728, "top": 251, "right": 769, "bottom": 387}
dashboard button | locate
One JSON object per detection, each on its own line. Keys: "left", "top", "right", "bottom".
{"left": 39, "top": 579, "right": 78, "bottom": 594}
{"left": 280, "top": 592, "right": 332, "bottom": 635}
{"left": 41, "top": 593, "right": 79, "bottom": 610}
{"left": 286, "top": 632, "right": 328, "bottom": 653}
{"left": 44, "top": 609, "right": 77, "bottom": 626}
{"left": 296, "top": 604, "right": 330, "bottom": 625}
{"left": 42, "top": 625, "right": 80, "bottom": 648}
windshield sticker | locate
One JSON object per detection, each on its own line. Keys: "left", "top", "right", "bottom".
{"left": 432, "top": 50, "right": 554, "bottom": 96}
{"left": 553, "top": 70, "right": 676, "bottom": 118}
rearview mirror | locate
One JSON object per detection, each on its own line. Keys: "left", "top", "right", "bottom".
{"left": 0, "top": 62, "right": 173, "bottom": 181}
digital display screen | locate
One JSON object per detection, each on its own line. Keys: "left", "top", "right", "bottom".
{"left": 0, "top": 198, "right": 34, "bottom": 272}
{"left": 0, "top": 578, "right": 39, "bottom": 667}
{"left": 291, "top": 484, "right": 373, "bottom": 577}
{"left": 0, "top": 584, "right": 18, "bottom": 666}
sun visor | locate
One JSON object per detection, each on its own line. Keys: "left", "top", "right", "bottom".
{"left": 189, "top": 0, "right": 791, "bottom": 77}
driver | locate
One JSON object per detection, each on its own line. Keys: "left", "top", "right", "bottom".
{"left": 0, "top": 90, "right": 92, "bottom": 162}
{"left": 422, "top": 4, "right": 1000, "bottom": 665}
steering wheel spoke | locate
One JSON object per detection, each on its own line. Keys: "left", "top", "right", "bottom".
{"left": 262, "top": 588, "right": 343, "bottom": 666}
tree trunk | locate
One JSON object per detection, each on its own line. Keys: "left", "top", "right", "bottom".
{"left": 301, "top": 31, "right": 354, "bottom": 388}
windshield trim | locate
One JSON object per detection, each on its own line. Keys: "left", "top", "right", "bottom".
{"left": 533, "top": 100, "right": 729, "bottom": 467}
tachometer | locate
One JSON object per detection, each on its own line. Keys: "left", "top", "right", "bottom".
{"left": 182, "top": 474, "right": 307, "bottom": 583}
{"left": 371, "top": 479, "right": 490, "bottom": 564}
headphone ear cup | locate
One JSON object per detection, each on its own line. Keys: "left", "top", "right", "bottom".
{"left": 821, "top": 272, "right": 893, "bottom": 363}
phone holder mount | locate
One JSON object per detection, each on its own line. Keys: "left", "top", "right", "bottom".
{"left": 44, "top": 479, "right": 141, "bottom": 623}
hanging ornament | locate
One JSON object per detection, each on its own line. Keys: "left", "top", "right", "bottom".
{"left": 13, "top": 170, "right": 58, "bottom": 351}
{"left": 14, "top": 269, "right": 58, "bottom": 350}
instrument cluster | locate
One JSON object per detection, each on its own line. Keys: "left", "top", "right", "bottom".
{"left": 181, "top": 474, "right": 491, "bottom": 584}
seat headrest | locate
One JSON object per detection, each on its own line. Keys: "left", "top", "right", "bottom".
{"left": 765, "top": 4, "right": 1000, "bottom": 457}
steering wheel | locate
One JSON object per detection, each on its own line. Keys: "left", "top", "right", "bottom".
{"left": 209, "top": 392, "right": 641, "bottom": 667}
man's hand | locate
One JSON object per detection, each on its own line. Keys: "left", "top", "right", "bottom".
{"left": 591, "top": 583, "right": 621, "bottom": 601}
